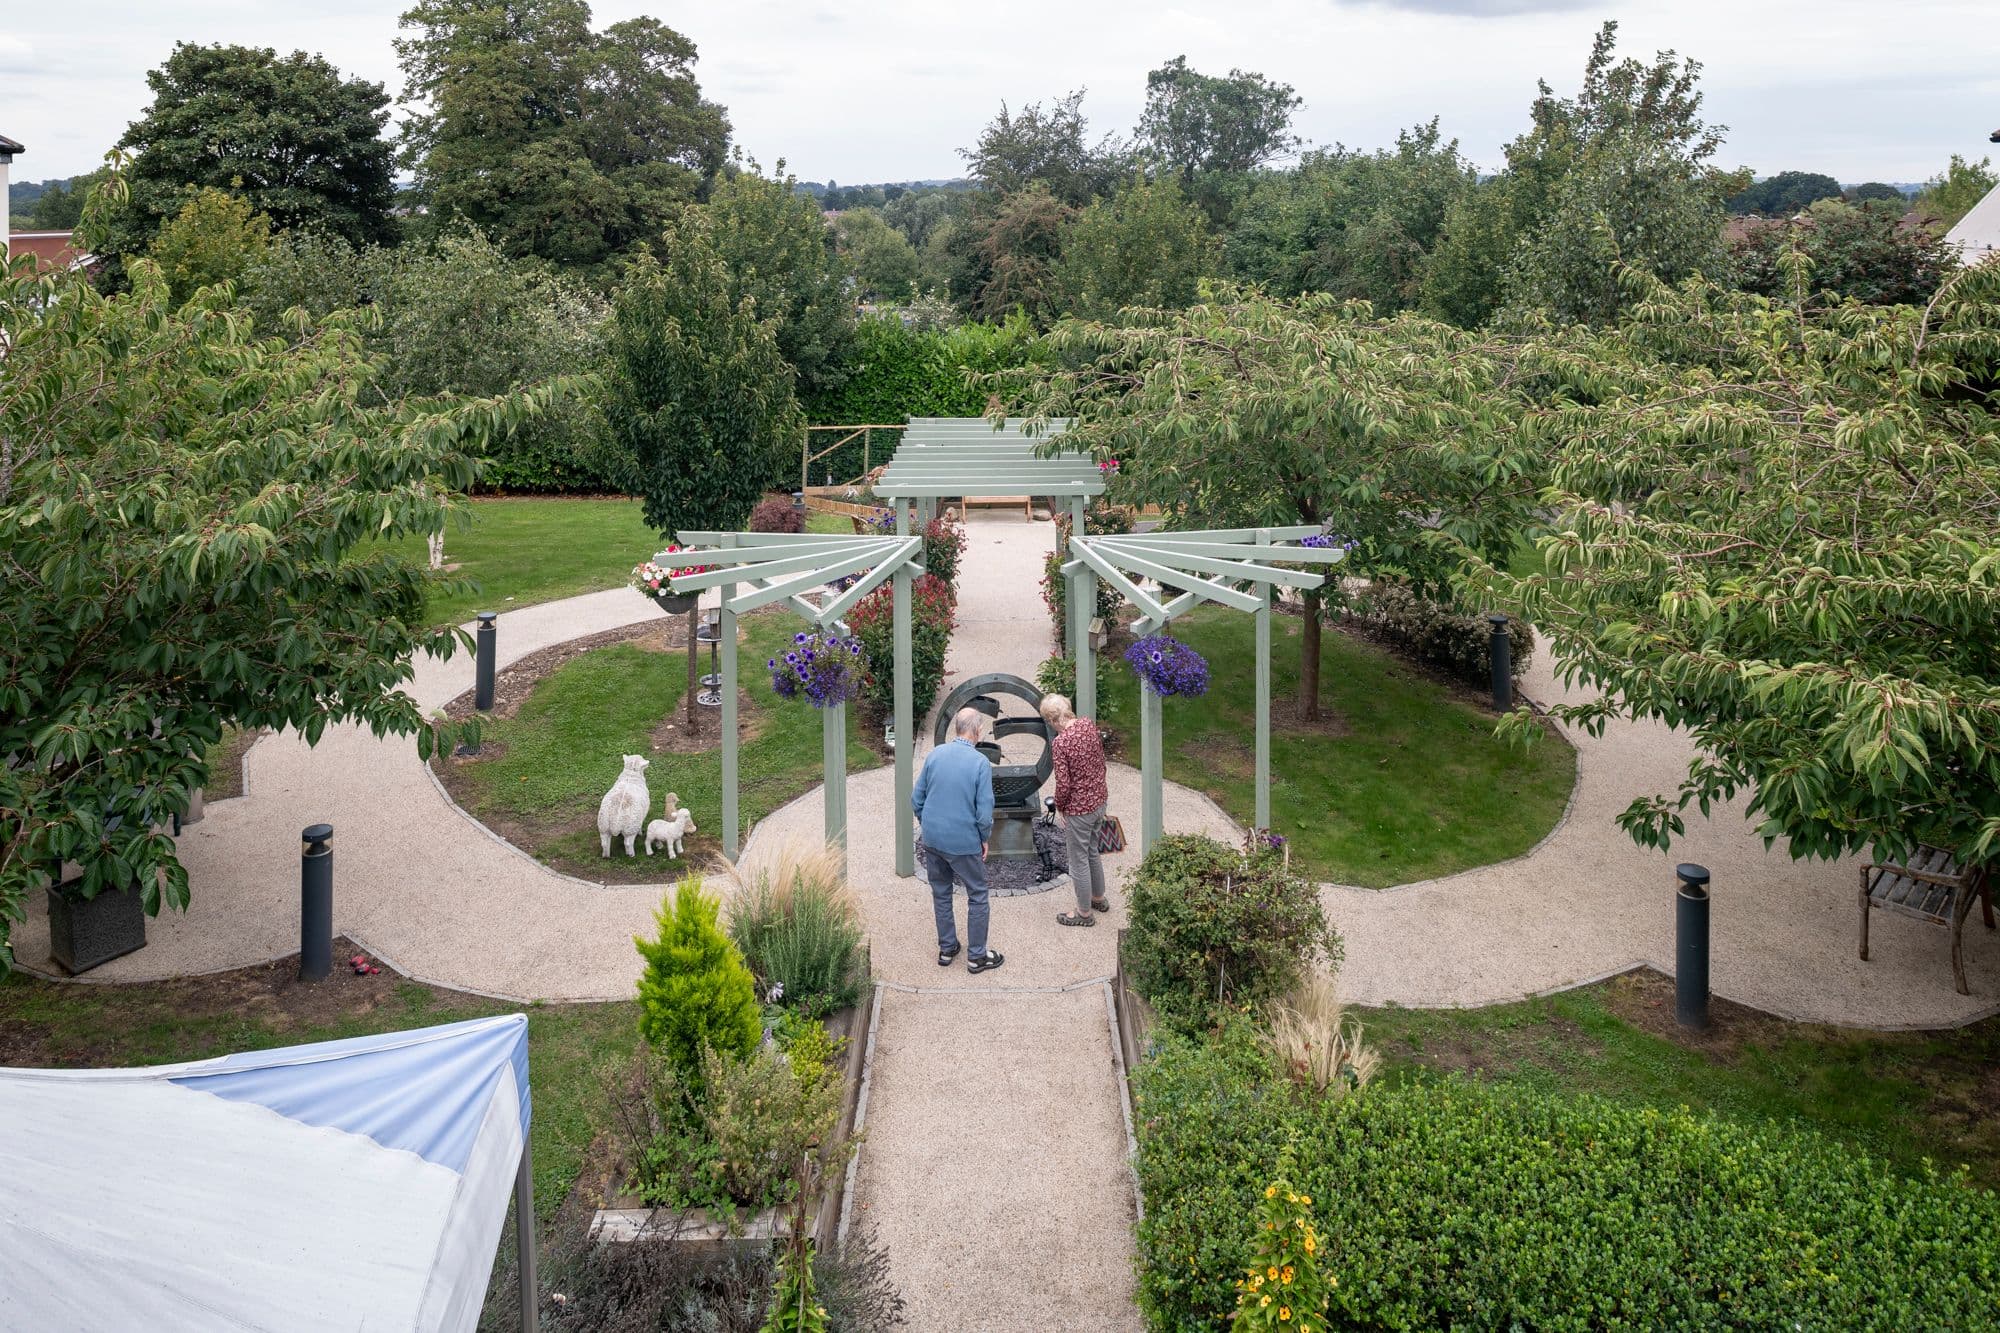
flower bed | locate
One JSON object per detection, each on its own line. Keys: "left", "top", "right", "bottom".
{"left": 846, "top": 573, "right": 955, "bottom": 722}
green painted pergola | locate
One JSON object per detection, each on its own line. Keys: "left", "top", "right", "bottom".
{"left": 1061, "top": 529, "right": 1349, "bottom": 854}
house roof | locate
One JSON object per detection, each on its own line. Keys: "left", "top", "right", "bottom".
{"left": 1945, "top": 184, "right": 2000, "bottom": 265}
{"left": 7, "top": 230, "right": 94, "bottom": 272}
{"left": 0, "top": 134, "right": 23, "bottom": 158}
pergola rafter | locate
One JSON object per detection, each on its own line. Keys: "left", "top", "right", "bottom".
{"left": 654, "top": 532, "right": 925, "bottom": 868}
{"left": 1065, "top": 529, "right": 1349, "bottom": 853}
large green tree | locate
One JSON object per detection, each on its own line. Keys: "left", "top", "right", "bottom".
{"left": 1007, "top": 288, "right": 1556, "bottom": 718}
{"left": 836, "top": 207, "right": 922, "bottom": 301}
{"left": 968, "top": 183, "right": 1073, "bottom": 325}
{"left": 960, "top": 89, "right": 1128, "bottom": 207}
{"left": 702, "top": 162, "right": 855, "bottom": 406}
{"left": 0, "top": 180, "right": 526, "bottom": 970}
{"left": 1729, "top": 198, "right": 1954, "bottom": 308}
{"left": 1469, "top": 260, "right": 2000, "bottom": 866}
{"left": 1054, "top": 174, "right": 1220, "bottom": 320}
{"left": 144, "top": 187, "right": 273, "bottom": 305}
{"left": 1136, "top": 55, "right": 1303, "bottom": 184}
{"left": 112, "top": 42, "right": 395, "bottom": 256}
{"left": 1915, "top": 154, "right": 1997, "bottom": 232}
{"left": 1726, "top": 170, "right": 1844, "bottom": 216}
{"left": 396, "top": 0, "right": 729, "bottom": 272}
{"left": 605, "top": 210, "right": 802, "bottom": 538}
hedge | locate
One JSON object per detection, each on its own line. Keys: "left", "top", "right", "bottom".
{"left": 1357, "top": 576, "right": 1534, "bottom": 686}
{"left": 1133, "top": 1034, "right": 2000, "bottom": 1331}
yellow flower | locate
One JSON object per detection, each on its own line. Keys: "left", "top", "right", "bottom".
{"left": 1265, "top": 1185, "right": 1278, "bottom": 1199}
{"left": 1280, "top": 1307, "right": 1292, "bottom": 1321}
{"left": 1260, "top": 1295, "right": 1272, "bottom": 1308}
{"left": 1303, "top": 1236, "right": 1317, "bottom": 1254}
{"left": 1250, "top": 1275, "right": 1263, "bottom": 1290}
{"left": 1267, "top": 1266, "right": 1279, "bottom": 1281}
{"left": 1282, "top": 1266, "right": 1295, "bottom": 1284}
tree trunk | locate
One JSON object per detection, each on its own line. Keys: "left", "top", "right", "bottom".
{"left": 1299, "top": 587, "right": 1322, "bottom": 722}
{"left": 686, "top": 605, "right": 700, "bottom": 729}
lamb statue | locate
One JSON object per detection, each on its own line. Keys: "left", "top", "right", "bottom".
{"left": 596, "top": 754, "right": 651, "bottom": 857}
{"left": 645, "top": 801, "right": 696, "bottom": 858}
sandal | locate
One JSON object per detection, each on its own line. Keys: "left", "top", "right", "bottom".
{"left": 938, "top": 942, "right": 961, "bottom": 968}
{"left": 1057, "top": 912, "right": 1096, "bottom": 928}
{"left": 968, "top": 950, "right": 1006, "bottom": 974}
{"left": 1090, "top": 897, "right": 1110, "bottom": 914}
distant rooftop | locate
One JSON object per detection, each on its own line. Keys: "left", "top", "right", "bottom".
{"left": 0, "top": 133, "right": 23, "bottom": 161}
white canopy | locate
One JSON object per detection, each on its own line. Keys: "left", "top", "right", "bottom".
{"left": 1946, "top": 184, "right": 2000, "bottom": 266}
{"left": 0, "top": 1013, "right": 531, "bottom": 1332}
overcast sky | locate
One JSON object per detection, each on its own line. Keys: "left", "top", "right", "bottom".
{"left": 4, "top": 0, "right": 1995, "bottom": 187}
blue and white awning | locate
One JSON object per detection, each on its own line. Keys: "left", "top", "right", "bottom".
{"left": 0, "top": 1013, "right": 531, "bottom": 1331}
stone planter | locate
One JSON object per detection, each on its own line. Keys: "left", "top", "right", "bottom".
{"left": 654, "top": 591, "right": 698, "bottom": 616}
{"left": 46, "top": 878, "right": 147, "bottom": 974}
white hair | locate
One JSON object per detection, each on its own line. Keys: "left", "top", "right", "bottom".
{"left": 952, "top": 707, "right": 985, "bottom": 739}
{"left": 1039, "top": 694, "right": 1073, "bottom": 728}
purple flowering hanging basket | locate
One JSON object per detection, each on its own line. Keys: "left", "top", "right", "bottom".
{"left": 767, "top": 629, "right": 863, "bottom": 709}
{"left": 1123, "top": 634, "right": 1209, "bottom": 698}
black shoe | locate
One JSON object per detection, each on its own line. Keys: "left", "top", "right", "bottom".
{"left": 968, "top": 950, "right": 1006, "bottom": 974}
{"left": 938, "top": 943, "right": 961, "bottom": 967}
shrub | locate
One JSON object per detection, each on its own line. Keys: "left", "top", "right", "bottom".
{"left": 920, "top": 513, "right": 966, "bottom": 587}
{"left": 693, "top": 1031, "right": 844, "bottom": 1213}
{"left": 1263, "top": 969, "right": 1378, "bottom": 1097}
{"left": 1125, "top": 834, "right": 1340, "bottom": 1028}
{"left": 1133, "top": 1043, "right": 2000, "bottom": 1331}
{"left": 1357, "top": 576, "right": 1534, "bottom": 685}
{"left": 1229, "top": 1171, "right": 1333, "bottom": 1333}
{"left": 847, "top": 573, "right": 955, "bottom": 722}
{"left": 724, "top": 837, "right": 867, "bottom": 1016}
{"left": 635, "top": 874, "right": 763, "bottom": 1083}
{"left": 750, "top": 494, "right": 807, "bottom": 533}
{"left": 1034, "top": 651, "right": 1112, "bottom": 706}
{"left": 1042, "top": 503, "right": 1130, "bottom": 640}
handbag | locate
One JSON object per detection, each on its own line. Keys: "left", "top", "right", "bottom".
{"left": 1096, "top": 814, "right": 1127, "bottom": 854}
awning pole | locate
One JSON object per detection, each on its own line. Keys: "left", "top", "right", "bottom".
{"left": 516, "top": 1141, "right": 538, "bottom": 1333}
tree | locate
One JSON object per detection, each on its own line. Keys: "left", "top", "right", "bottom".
{"left": 882, "top": 187, "right": 964, "bottom": 252}
{"left": 1468, "top": 261, "right": 2000, "bottom": 869}
{"left": 1006, "top": 288, "right": 1550, "bottom": 719}
{"left": 26, "top": 171, "right": 108, "bottom": 230}
{"left": 144, "top": 188, "right": 273, "bottom": 305}
{"left": 836, "top": 207, "right": 921, "bottom": 300}
{"left": 1227, "top": 121, "right": 1475, "bottom": 312}
{"left": 1914, "top": 154, "right": 1997, "bottom": 231}
{"left": 1729, "top": 198, "right": 1954, "bottom": 307}
{"left": 1726, "top": 170, "right": 1843, "bottom": 216}
{"left": 396, "top": 0, "right": 730, "bottom": 272}
{"left": 960, "top": 89, "right": 1128, "bottom": 207}
{"left": 0, "top": 177, "right": 525, "bottom": 971}
{"left": 1419, "top": 178, "right": 1516, "bottom": 328}
{"left": 1054, "top": 174, "right": 1220, "bottom": 319}
{"left": 969, "top": 183, "right": 1072, "bottom": 324}
{"left": 1137, "top": 55, "right": 1303, "bottom": 182}
{"left": 1845, "top": 182, "right": 1906, "bottom": 205}
{"left": 605, "top": 209, "right": 802, "bottom": 538}
{"left": 112, "top": 43, "right": 395, "bottom": 255}
{"left": 634, "top": 874, "right": 761, "bottom": 1081}
{"left": 703, "top": 162, "right": 855, "bottom": 406}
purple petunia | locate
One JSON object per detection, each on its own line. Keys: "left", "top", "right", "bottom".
{"left": 1300, "top": 533, "right": 1359, "bottom": 553}
{"left": 1123, "top": 633, "right": 1209, "bottom": 698}
{"left": 768, "top": 628, "right": 862, "bottom": 709}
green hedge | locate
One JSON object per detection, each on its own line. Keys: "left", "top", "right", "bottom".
{"left": 1134, "top": 1034, "right": 2000, "bottom": 1330}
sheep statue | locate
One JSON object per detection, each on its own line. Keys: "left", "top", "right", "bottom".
{"left": 596, "top": 754, "right": 651, "bottom": 857}
{"left": 645, "top": 798, "right": 696, "bottom": 858}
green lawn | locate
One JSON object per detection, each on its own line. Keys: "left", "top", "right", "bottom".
{"left": 444, "top": 613, "right": 878, "bottom": 875}
{"left": 388, "top": 496, "right": 854, "bottom": 626}
{"left": 1097, "top": 607, "right": 1575, "bottom": 886}
{"left": 0, "top": 969, "right": 637, "bottom": 1223}
{"left": 1363, "top": 973, "right": 2000, "bottom": 1188}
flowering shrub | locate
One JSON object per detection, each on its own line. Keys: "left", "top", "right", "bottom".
{"left": 920, "top": 514, "right": 966, "bottom": 586}
{"left": 1125, "top": 834, "right": 1340, "bottom": 1028}
{"left": 1230, "top": 1176, "right": 1332, "bottom": 1333}
{"left": 632, "top": 543, "right": 715, "bottom": 601}
{"left": 1124, "top": 634, "right": 1209, "bottom": 698}
{"left": 767, "top": 630, "right": 862, "bottom": 709}
{"left": 846, "top": 573, "right": 956, "bottom": 721}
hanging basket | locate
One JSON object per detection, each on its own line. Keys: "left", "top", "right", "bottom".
{"left": 653, "top": 590, "right": 698, "bottom": 615}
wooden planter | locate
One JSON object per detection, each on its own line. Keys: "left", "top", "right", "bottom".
{"left": 1112, "top": 928, "right": 1156, "bottom": 1080}
{"left": 592, "top": 951, "right": 876, "bottom": 1252}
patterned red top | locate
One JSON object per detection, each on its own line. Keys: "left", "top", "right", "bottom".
{"left": 1051, "top": 717, "right": 1109, "bottom": 815}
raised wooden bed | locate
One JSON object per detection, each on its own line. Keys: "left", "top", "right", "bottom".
{"left": 591, "top": 966, "right": 876, "bottom": 1252}
{"left": 1112, "top": 927, "right": 1156, "bottom": 1077}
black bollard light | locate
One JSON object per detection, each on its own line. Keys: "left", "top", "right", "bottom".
{"left": 1675, "top": 862, "right": 1711, "bottom": 1029}
{"left": 300, "top": 824, "right": 334, "bottom": 982}
{"left": 474, "top": 612, "right": 498, "bottom": 712}
{"left": 1488, "top": 613, "right": 1512, "bottom": 711}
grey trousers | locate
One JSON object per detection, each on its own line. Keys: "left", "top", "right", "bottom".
{"left": 1062, "top": 804, "right": 1108, "bottom": 913}
{"left": 924, "top": 846, "right": 991, "bottom": 958}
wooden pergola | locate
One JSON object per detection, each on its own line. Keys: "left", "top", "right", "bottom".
{"left": 1062, "top": 529, "right": 1348, "bottom": 853}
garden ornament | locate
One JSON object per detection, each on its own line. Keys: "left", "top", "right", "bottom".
{"left": 645, "top": 807, "right": 696, "bottom": 858}
{"left": 596, "top": 754, "right": 651, "bottom": 857}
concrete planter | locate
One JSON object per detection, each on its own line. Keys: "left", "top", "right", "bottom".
{"left": 46, "top": 878, "right": 147, "bottom": 974}
{"left": 592, "top": 954, "right": 876, "bottom": 1253}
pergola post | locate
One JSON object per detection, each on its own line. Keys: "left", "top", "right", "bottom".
{"left": 893, "top": 506, "right": 915, "bottom": 877}
{"left": 823, "top": 695, "right": 847, "bottom": 864}
{"left": 1139, "top": 675, "right": 1163, "bottom": 855}
{"left": 720, "top": 578, "right": 740, "bottom": 861}
{"left": 1078, "top": 563, "right": 1098, "bottom": 721}
{"left": 1255, "top": 528, "right": 1272, "bottom": 832}
{"left": 1066, "top": 496, "right": 1087, "bottom": 692}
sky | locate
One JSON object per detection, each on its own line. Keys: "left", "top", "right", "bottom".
{"left": 3, "top": 0, "right": 1995, "bottom": 188}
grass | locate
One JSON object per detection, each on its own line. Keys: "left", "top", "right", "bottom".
{"left": 1097, "top": 606, "right": 1576, "bottom": 886}
{"left": 385, "top": 497, "right": 854, "bottom": 626}
{"left": 447, "top": 613, "right": 878, "bottom": 874}
{"left": 1361, "top": 972, "right": 2000, "bottom": 1189}
{"left": 0, "top": 967, "right": 638, "bottom": 1223}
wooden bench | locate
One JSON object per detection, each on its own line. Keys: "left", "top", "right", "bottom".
{"left": 957, "top": 494, "right": 1035, "bottom": 520}
{"left": 1859, "top": 846, "right": 1996, "bottom": 995}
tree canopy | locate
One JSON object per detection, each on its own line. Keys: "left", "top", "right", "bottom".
{"left": 395, "top": 0, "right": 729, "bottom": 271}
{"left": 836, "top": 208, "right": 922, "bottom": 301}
{"left": 1055, "top": 174, "right": 1220, "bottom": 320}
{"left": 1727, "top": 170, "right": 1844, "bottom": 216}
{"left": 144, "top": 187, "right": 273, "bottom": 305}
{"left": 111, "top": 42, "right": 396, "bottom": 255}
{"left": 959, "top": 90, "right": 1128, "bottom": 208}
{"left": 1915, "top": 154, "right": 1997, "bottom": 232}
{"left": 1729, "top": 198, "right": 1954, "bottom": 308}
{"left": 1470, "top": 260, "right": 2000, "bottom": 865}
{"left": 1137, "top": 55, "right": 1303, "bottom": 182}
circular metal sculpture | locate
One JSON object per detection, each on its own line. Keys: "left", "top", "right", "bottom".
{"left": 932, "top": 673, "right": 1056, "bottom": 856}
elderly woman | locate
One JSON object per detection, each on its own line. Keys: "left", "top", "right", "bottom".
{"left": 1040, "top": 693, "right": 1110, "bottom": 926}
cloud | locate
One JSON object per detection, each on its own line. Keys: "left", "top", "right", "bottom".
{"left": 1340, "top": 0, "right": 1595, "bottom": 14}
{"left": 0, "top": 34, "right": 35, "bottom": 73}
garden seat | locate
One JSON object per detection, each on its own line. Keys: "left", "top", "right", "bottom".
{"left": 1858, "top": 846, "right": 1996, "bottom": 995}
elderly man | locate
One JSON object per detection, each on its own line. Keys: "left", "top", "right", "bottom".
{"left": 911, "top": 706, "right": 1006, "bottom": 973}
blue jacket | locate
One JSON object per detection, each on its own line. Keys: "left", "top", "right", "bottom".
{"left": 912, "top": 738, "right": 995, "bottom": 855}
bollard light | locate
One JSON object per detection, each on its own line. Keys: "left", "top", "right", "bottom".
{"left": 1675, "top": 863, "right": 1711, "bottom": 1029}
{"left": 1488, "top": 613, "right": 1512, "bottom": 711}
{"left": 474, "top": 612, "right": 498, "bottom": 712}
{"left": 300, "top": 824, "right": 334, "bottom": 982}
